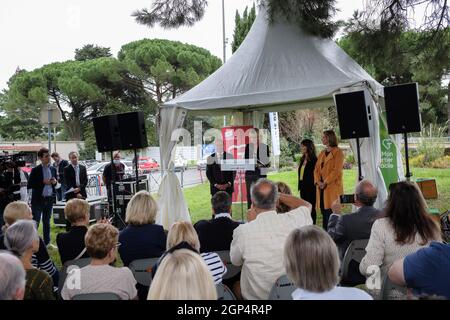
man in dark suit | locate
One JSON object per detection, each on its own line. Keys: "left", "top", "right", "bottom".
{"left": 51, "top": 152, "right": 69, "bottom": 201}
{"left": 28, "top": 148, "right": 58, "bottom": 246}
{"left": 194, "top": 191, "right": 241, "bottom": 253}
{"left": 327, "top": 180, "right": 381, "bottom": 286}
{"left": 206, "top": 149, "right": 235, "bottom": 197}
{"left": 64, "top": 151, "right": 88, "bottom": 201}
{"left": 244, "top": 130, "right": 271, "bottom": 209}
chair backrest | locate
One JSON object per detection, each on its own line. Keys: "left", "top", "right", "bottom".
{"left": 340, "top": 239, "right": 369, "bottom": 281}
{"left": 72, "top": 292, "right": 121, "bottom": 300}
{"left": 58, "top": 258, "right": 92, "bottom": 294}
{"left": 380, "top": 272, "right": 407, "bottom": 300}
{"left": 216, "top": 283, "right": 236, "bottom": 300}
{"left": 215, "top": 250, "right": 241, "bottom": 280}
{"left": 268, "top": 275, "right": 295, "bottom": 300}
{"left": 128, "top": 257, "right": 160, "bottom": 287}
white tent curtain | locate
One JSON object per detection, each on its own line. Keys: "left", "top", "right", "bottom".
{"left": 156, "top": 107, "right": 191, "bottom": 229}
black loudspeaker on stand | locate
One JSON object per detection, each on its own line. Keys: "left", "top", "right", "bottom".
{"left": 384, "top": 82, "right": 421, "bottom": 181}
{"left": 334, "top": 90, "right": 371, "bottom": 181}
{"left": 93, "top": 112, "right": 148, "bottom": 228}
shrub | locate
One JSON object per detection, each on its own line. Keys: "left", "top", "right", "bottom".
{"left": 345, "top": 153, "right": 356, "bottom": 165}
{"left": 410, "top": 154, "right": 426, "bottom": 167}
{"left": 293, "top": 153, "right": 301, "bottom": 164}
{"left": 430, "top": 156, "right": 450, "bottom": 169}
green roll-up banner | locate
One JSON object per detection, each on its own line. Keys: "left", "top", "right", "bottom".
{"left": 379, "top": 114, "right": 399, "bottom": 188}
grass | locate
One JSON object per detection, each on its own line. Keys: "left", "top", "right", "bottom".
{"left": 45, "top": 167, "right": 449, "bottom": 268}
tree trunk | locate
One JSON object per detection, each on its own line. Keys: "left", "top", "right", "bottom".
{"left": 64, "top": 117, "right": 82, "bottom": 141}
{"left": 447, "top": 82, "right": 450, "bottom": 138}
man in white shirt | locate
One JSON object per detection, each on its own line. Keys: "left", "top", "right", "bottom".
{"left": 230, "top": 178, "right": 312, "bottom": 300}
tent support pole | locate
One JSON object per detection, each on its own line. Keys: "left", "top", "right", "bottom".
{"left": 403, "top": 132, "right": 412, "bottom": 181}
{"left": 356, "top": 137, "right": 364, "bottom": 181}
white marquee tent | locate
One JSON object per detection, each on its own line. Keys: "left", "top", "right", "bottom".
{"left": 156, "top": 5, "right": 404, "bottom": 229}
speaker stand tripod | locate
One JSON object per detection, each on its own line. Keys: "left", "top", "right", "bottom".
{"left": 403, "top": 132, "right": 412, "bottom": 181}
{"left": 355, "top": 137, "right": 364, "bottom": 181}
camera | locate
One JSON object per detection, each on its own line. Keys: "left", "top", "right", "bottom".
{"left": 340, "top": 194, "right": 355, "bottom": 204}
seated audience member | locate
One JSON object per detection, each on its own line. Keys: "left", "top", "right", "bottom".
{"left": 285, "top": 226, "right": 372, "bottom": 300}
{"left": 327, "top": 180, "right": 381, "bottom": 286}
{"left": 56, "top": 199, "right": 90, "bottom": 264}
{"left": 360, "top": 181, "right": 441, "bottom": 299}
{"left": 148, "top": 249, "right": 217, "bottom": 300}
{"left": 61, "top": 224, "right": 137, "bottom": 300}
{"left": 230, "top": 178, "right": 312, "bottom": 300}
{"left": 0, "top": 252, "right": 26, "bottom": 300}
{"left": 0, "top": 201, "right": 59, "bottom": 288}
{"left": 162, "top": 221, "right": 226, "bottom": 284}
{"left": 276, "top": 181, "right": 293, "bottom": 213}
{"left": 194, "top": 191, "right": 241, "bottom": 253}
{"left": 388, "top": 242, "right": 450, "bottom": 299}
{"left": 4, "top": 220, "right": 55, "bottom": 300}
{"left": 119, "top": 191, "right": 166, "bottom": 266}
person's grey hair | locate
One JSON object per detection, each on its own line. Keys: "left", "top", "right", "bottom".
{"left": 355, "top": 179, "right": 378, "bottom": 207}
{"left": 0, "top": 251, "right": 26, "bottom": 300}
{"left": 251, "top": 178, "right": 279, "bottom": 210}
{"left": 4, "top": 220, "right": 39, "bottom": 257}
{"left": 284, "top": 226, "right": 340, "bottom": 292}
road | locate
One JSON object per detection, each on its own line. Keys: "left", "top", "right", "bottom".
{"left": 145, "top": 168, "right": 207, "bottom": 192}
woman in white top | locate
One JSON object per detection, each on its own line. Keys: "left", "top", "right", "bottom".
{"left": 360, "top": 181, "right": 442, "bottom": 299}
{"left": 61, "top": 223, "right": 137, "bottom": 300}
{"left": 284, "top": 225, "right": 372, "bottom": 300}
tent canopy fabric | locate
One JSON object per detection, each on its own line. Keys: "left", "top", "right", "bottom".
{"left": 163, "top": 6, "right": 383, "bottom": 112}
{"left": 156, "top": 5, "right": 396, "bottom": 230}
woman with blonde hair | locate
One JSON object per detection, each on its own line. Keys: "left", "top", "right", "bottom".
{"left": 119, "top": 190, "right": 166, "bottom": 266}
{"left": 148, "top": 249, "right": 217, "bottom": 300}
{"left": 158, "top": 221, "right": 226, "bottom": 284}
{"left": 0, "top": 201, "right": 59, "bottom": 290}
{"left": 284, "top": 225, "right": 372, "bottom": 300}
{"left": 314, "top": 130, "right": 344, "bottom": 230}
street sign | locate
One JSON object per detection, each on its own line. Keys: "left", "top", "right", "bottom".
{"left": 39, "top": 104, "right": 62, "bottom": 125}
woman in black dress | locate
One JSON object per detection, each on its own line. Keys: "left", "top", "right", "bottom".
{"left": 298, "top": 139, "right": 317, "bottom": 224}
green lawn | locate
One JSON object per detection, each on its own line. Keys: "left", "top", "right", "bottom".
{"left": 184, "top": 167, "right": 450, "bottom": 224}
{"left": 45, "top": 167, "right": 449, "bottom": 268}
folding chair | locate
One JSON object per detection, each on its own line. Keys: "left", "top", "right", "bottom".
{"left": 380, "top": 272, "right": 407, "bottom": 300}
{"left": 128, "top": 257, "right": 160, "bottom": 287}
{"left": 268, "top": 275, "right": 295, "bottom": 300}
{"left": 340, "top": 239, "right": 369, "bottom": 285}
{"left": 216, "top": 283, "right": 236, "bottom": 300}
{"left": 72, "top": 292, "right": 121, "bottom": 300}
{"left": 58, "top": 258, "right": 92, "bottom": 295}
{"left": 215, "top": 250, "right": 241, "bottom": 280}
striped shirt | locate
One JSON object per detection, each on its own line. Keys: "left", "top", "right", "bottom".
{"left": 200, "top": 252, "right": 227, "bottom": 284}
{"left": 31, "top": 238, "right": 59, "bottom": 290}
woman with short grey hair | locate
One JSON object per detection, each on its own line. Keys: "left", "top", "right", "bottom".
{"left": 4, "top": 220, "right": 55, "bottom": 300}
{"left": 284, "top": 225, "right": 372, "bottom": 300}
{"left": 0, "top": 252, "right": 26, "bottom": 300}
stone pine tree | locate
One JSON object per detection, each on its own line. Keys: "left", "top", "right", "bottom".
{"left": 231, "top": 4, "right": 257, "bottom": 53}
{"left": 75, "top": 44, "right": 112, "bottom": 61}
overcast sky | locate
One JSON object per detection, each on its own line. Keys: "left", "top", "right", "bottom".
{"left": 0, "top": 0, "right": 365, "bottom": 91}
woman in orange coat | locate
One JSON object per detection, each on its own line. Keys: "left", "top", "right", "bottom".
{"left": 314, "top": 130, "right": 344, "bottom": 230}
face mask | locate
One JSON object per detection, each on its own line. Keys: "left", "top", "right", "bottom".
{"left": 113, "top": 160, "right": 120, "bottom": 165}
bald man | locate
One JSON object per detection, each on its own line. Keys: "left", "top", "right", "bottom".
{"left": 327, "top": 179, "right": 381, "bottom": 286}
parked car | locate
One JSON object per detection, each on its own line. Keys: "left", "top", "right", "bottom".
{"left": 174, "top": 155, "right": 188, "bottom": 171}
{"left": 21, "top": 163, "right": 33, "bottom": 174}
{"left": 138, "top": 157, "right": 159, "bottom": 173}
